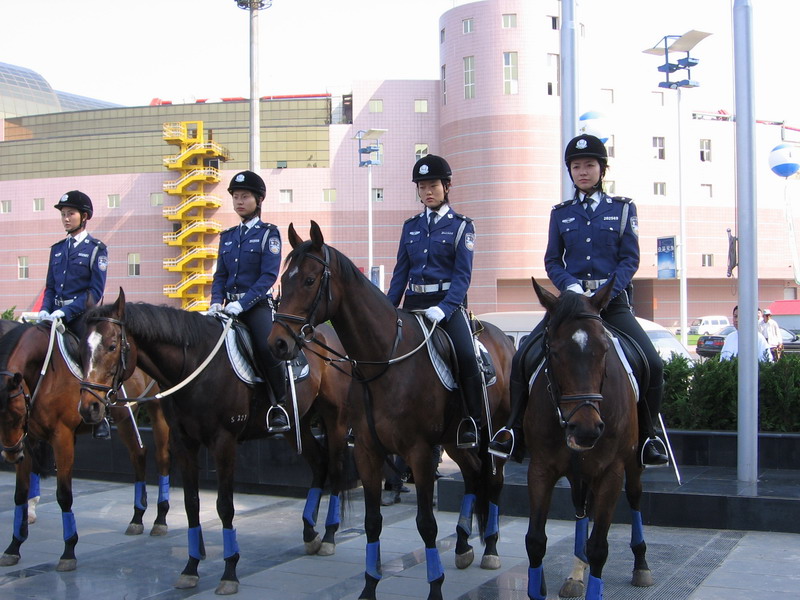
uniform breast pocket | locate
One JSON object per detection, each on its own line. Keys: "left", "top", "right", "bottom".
{"left": 430, "top": 235, "right": 455, "bottom": 259}
{"left": 404, "top": 238, "right": 422, "bottom": 256}
{"left": 561, "top": 228, "right": 580, "bottom": 248}
{"left": 601, "top": 226, "right": 620, "bottom": 245}
{"left": 243, "top": 248, "right": 261, "bottom": 264}
{"left": 72, "top": 256, "right": 91, "bottom": 272}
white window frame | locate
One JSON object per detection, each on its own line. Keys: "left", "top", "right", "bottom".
{"left": 108, "top": 193, "right": 120, "bottom": 208}
{"left": 33, "top": 197, "right": 45, "bottom": 212}
{"left": 653, "top": 137, "right": 666, "bottom": 160}
{"left": 503, "top": 52, "right": 519, "bottom": 95}
{"left": 547, "top": 53, "right": 560, "bottom": 96}
{"left": 463, "top": 56, "right": 475, "bottom": 99}
{"left": 1, "top": 200, "right": 11, "bottom": 213}
{"left": 372, "top": 188, "right": 384, "bottom": 203}
{"left": 322, "top": 189, "right": 337, "bottom": 203}
{"left": 279, "top": 189, "right": 293, "bottom": 204}
{"left": 368, "top": 99, "right": 383, "bottom": 113}
{"left": 414, "top": 99, "right": 428, "bottom": 113}
{"left": 462, "top": 18, "right": 473, "bottom": 34}
{"left": 700, "top": 139, "right": 712, "bottom": 162}
{"left": 700, "top": 183, "right": 713, "bottom": 198}
{"left": 702, "top": 254, "right": 714, "bottom": 267}
{"left": 654, "top": 182, "right": 667, "bottom": 196}
{"left": 415, "top": 144, "right": 429, "bottom": 161}
{"left": 150, "top": 192, "right": 163, "bottom": 207}
{"left": 441, "top": 65, "right": 447, "bottom": 105}
{"left": 502, "top": 13, "right": 517, "bottom": 28}
{"left": 18, "top": 256, "right": 29, "bottom": 279}
{"left": 127, "top": 253, "right": 140, "bottom": 277}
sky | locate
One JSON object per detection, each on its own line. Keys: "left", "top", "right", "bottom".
{"left": 2, "top": 0, "right": 799, "bottom": 125}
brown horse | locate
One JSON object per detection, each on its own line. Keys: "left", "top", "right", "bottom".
{"left": 523, "top": 278, "right": 654, "bottom": 600}
{"left": 0, "top": 321, "right": 171, "bottom": 572}
{"left": 268, "top": 221, "right": 514, "bottom": 600}
{"left": 77, "top": 291, "right": 352, "bottom": 595}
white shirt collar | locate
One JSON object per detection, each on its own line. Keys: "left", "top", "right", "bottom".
{"left": 68, "top": 231, "right": 88, "bottom": 245}
{"left": 240, "top": 217, "right": 259, "bottom": 230}
{"left": 580, "top": 191, "right": 601, "bottom": 210}
{"left": 427, "top": 205, "right": 450, "bottom": 220}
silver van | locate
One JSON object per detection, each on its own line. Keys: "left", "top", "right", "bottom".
{"left": 687, "top": 315, "right": 731, "bottom": 336}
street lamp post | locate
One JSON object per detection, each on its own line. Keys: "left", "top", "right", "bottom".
{"left": 353, "top": 129, "right": 387, "bottom": 287}
{"left": 644, "top": 30, "right": 711, "bottom": 349}
{"left": 234, "top": 1, "right": 273, "bottom": 172}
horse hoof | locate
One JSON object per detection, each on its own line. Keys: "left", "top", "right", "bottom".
{"left": 454, "top": 548, "right": 474, "bottom": 569}
{"left": 558, "top": 577, "right": 585, "bottom": 598}
{"left": 215, "top": 580, "right": 239, "bottom": 595}
{"left": 304, "top": 535, "right": 322, "bottom": 555}
{"left": 480, "top": 554, "right": 501, "bottom": 570}
{"left": 125, "top": 523, "right": 145, "bottom": 536}
{"left": 317, "top": 542, "right": 336, "bottom": 556}
{"left": 56, "top": 558, "right": 77, "bottom": 572}
{"left": 632, "top": 568, "right": 654, "bottom": 587}
{"left": 0, "top": 553, "right": 20, "bottom": 567}
{"left": 174, "top": 574, "right": 199, "bottom": 589}
{"left": 149, "top": 524, "right": 169, "bottom": 537}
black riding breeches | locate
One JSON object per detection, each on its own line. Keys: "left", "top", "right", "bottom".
{"left": 238, "top": 300, "right": 282, "bottom": 372}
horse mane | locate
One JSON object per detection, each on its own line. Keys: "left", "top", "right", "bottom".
{"left": 0, "top": 322, "right": 35, "bottom": 369}
{"left": 548, "top": 291, "right": 592, "bottom": 333}
{"left": 85, "top": 302, "right": 216, "bottom": 348}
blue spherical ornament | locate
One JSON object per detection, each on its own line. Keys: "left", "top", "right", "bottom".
{"left": 769, "top": 143, "right": 800, "bottom": 178}
{"left": 578, "top": 111, "right": 610, "bottom": 144}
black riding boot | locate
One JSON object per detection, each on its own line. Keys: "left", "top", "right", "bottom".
{"left": 488, "top": 373, "right": 527, "bottom": 462}
{"left": 639, "top": 382, "right": 668, "bottom": 466}
{"left": 93, "top": 417, "right": 111, "bottom": 440}
{"left": 264, "top": 362, "right": 291, "bottom": 433}
{"left": 457, "top": 373, "right": 484, "bottom": 449}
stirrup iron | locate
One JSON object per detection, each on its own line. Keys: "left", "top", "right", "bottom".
{"left": 266, "top": 404, "right": 291, "bottom": 433}
{"left": 488, "top": 427, "right": 515, "bottom": 459}
{"left": 456, "top": 417, "right": 478, "bottom": 449}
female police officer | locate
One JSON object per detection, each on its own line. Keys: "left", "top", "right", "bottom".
{"left": 39, "top": 190, "right": 110, "bottom": 437}
{"left": 386, "top": 154, "right": 482, "bottom": 449}
{"left": 489, "top": 134, "right": 669, "bottom": 466}
{"left": 209, "top": 170, "right": 289, "bottom": 433}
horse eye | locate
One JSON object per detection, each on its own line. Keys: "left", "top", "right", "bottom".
{"left": 304, "top": 276, "right": 315, "bottom": 287}
{"left": 109, "top": 344, "right": 117, "bottom": 352}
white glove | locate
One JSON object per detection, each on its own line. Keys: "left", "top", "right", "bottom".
{"left": 37, "top": 310, "right": 51, "bottom": 321}
{"left": 223, "top": 301, "right": 243, "bottom": 316}
{"left": 566, "top": 283, "right": 584, "bottom": 294}
{"left": 425, "top": 306, "right": 445, "bottom": 324}
{"left": 208, "top": 303, "right": 223, "bottom": 313}
{"left": 50, "top": 309, "right": 66, "bottom": 320}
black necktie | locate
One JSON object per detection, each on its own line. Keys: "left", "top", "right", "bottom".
{"left": 428, "top": 212, "right": 437, "bottom": 229}
{"left": 65, "top": 238, "right": 73, "bottom": 257}
{"left": 584, "top": 201, "right": 594, "bottom": 216}
{"left": 239, "top": 224, "right": 246, "bottom": 241}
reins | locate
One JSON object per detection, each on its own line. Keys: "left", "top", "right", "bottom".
{"left": 0, "top": 369, "right": 30, "bottom": 455}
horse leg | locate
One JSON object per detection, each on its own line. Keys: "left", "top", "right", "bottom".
{"left": 27, "top": 472, "right": 40, "bottom": 525}
{"left": 626, "top": 463, "right": 653, "bottom": 587}
{"left": 559, "top": 478, "right": 590, "bottom": 598}
{"left": 174, "top": 441, "right": 205, "bottom": 590}
{"left": 355, "top": 444, "right": 384, "bottom": 600}
{"left": 297, "top": 420, "right": 325, "bottom": 554}
{"left": 148, "top": 400, "right": 171, "bottom": 536}
{"left": 446, "top": 447, "right": 478, "bottom": 569}
{"left": 320, "top": 414, "right": 346, "bottom": 557}
{"left": 525, "top": 467, "right": 558, "bottom": 600}
{"left": 212, "top": 433, "right": 240, "bottom": 595}
{"left": 583, "top": 472, "right": 625, "bottom": 600}
{"left": 0, "top": 453, "right": 33, "bottom": 567}
{"left": 408, "top": 450, "right": 444, "bottom": 600}
{"left": 51, "top": 429, "right": 78, "bottom": 572}
{"left": 480, "top": 455, "right": 504, "bottom": 571}
{"left": 114, "top": 414, "right": 148, "bottom": 536}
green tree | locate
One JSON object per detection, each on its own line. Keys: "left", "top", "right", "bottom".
{"left": 1, "top": 306, "right": 16, "bottom": 320}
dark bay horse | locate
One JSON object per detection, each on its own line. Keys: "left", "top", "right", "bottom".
{"left": 268, "top": 222, "right": 514, "bottom": 600}
{"left": 78, "top": 292, "right": 352, "bottom": 595}
{"left": 0, "top": 321, "right": 171, "bottom": 572}
{"left": 524, "top": 278, "right": 654, "bottom": 600}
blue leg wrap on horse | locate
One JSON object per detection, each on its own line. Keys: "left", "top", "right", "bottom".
{"left": 303, "top": 487, "right": 323, "bottom": 526}
{"left": 458, "top": 493, "right": 476, "bottom": 535}
{"left": 62, "top": 512, "right": 77, "bottom": 541}
{"left": 13, "top": 504, "right": 27, "bottom": 541}
{"left": 485, "top": 502, "right": 499, "bottom": 538}
{"left": 29, "top": 473, "right": 41, "bottom": 499}
{"left": 425, "top": 547, "right": 444, "bottom": 583}
{"left": 188, "top": 526, "right": 203, "bottom": 560}
{"left": 325, "top": 493, "right": 341, "bottom": 527}
{"left": 223, "top": 528, "right": 239, "bottom": 559}
{"left": 365, "top": 541, "right": 381, "bottom": 580}
{"left": 575, "top": 516, "right": 589, "bottom": 563}
{"left": 586, "top": 575, "right": 604, "bottom": 600}
{"left": 528, "top": 565, "right": 545, "bottom": 600}
{"left": 134, "top": 481, "right": 147, "bottom": 510}
{"left": 630, "top": 509, "right": 644, "bottom": 548}
{"left": 158, "top": 475, "right": 170, "bottom": 504}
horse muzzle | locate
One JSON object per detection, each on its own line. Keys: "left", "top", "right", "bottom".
{"left": 561, "top": 394, "right": 605, "bottom": 451}
{"left": 78, "top": 385, "right": 109, "bottom": 425}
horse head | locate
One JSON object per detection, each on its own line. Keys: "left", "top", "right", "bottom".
{"left": 533, "top": 276, "right": 616, "bottom": 451}
{"left": 270, "top": 221, "right": 334, "bottom": 360}
{"left": 0, "top": 370, "right": 28, "bottom": 464}
{"left": 79, "top": 288, "right": 136, "bottom": 426}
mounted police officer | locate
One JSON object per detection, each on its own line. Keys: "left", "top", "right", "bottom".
{"left": 490, "top": 134, "right": 669, "bottom": 467}
{"left": 39, "top": 190, "right": 110, "bottom": 438}
{"left": 209, "top": 170, "right": 290, "bottom": 433}
{"left": 386, "top": 154, "right": 483, "bottom": 449}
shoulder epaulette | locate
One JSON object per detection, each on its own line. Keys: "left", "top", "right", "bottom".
{"left": 404, "top": 213, "right": 423, "bottom": 225}
{"left": 259, "top": 222, "right": 277, "bottom": 229}
{"left": 611, "top": 196, "right": 633, "bottom": 204}
{"left": 222, "top": 225, "right": 238, "bottom": 234}
{"left": 552, "top": 199, "right": 574, "bottom": 210}
{"left": 452, "top": 212, "right": 473, "bottom": 223}
{"left": 92, "top": 239, "right": 107, "bottom": 251}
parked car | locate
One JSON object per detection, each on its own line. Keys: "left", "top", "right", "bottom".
{"left": 636, "top": 317, "right": 694, "bottom": 362}
{"left": 696, "top": 326, "right": 800, "bottom": 358}
{"left": 688, "top": 315, "right": 731, "bottom": 336}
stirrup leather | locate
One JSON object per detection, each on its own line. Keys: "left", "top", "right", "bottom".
{"left": 266, "top": 404, "right": 291, "bottom": 433}
{"left": 488, "top": 427, "right": 515, "bottom": 459}
{"left": 640, "top": 436, "right": 669, "bottom": 468}
{"left": 456, "top": 417, "right": 478, "bottom": 449}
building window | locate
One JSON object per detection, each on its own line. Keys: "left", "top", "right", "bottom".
{"left": 18, "top": 256, "right": 29, "bottom": 280}
{"left": 652, "top": 91, "right": 665, "bottom": 106}
{"left": 653, "top": 137, "right": 666, "bottom": 160}
{"left": 654, "top": 182, "right": 667, "bottom": 196}
{"left": 108, "top": 193, "right": 120, "bottom": 208}
{"left": 701, "top": 254, "right": 714, "bottom": 267}
{"left": 547, "top": 53, "right": 560, "bottom": 96}
{"left": 549, "top": 15, "right": 559, "bottom": 30}
{"left": 128, "top": 253, "right": 140, "bottom": 277}
{"left": 279, "top": 189, "right": 293, "bottom": 204}
{"left": 414, "top": 99, "right": 428, "bottom": 113}
{"left": 463, "top": 56, "right": 475, "bottom": 99}
{"left": 33, "top": 197, "right": 44, "bottom": 212}
{"left": 503, "top": 52, "right": 519, "bottom": 95}
{"left": 463, "top": 18, "right": 473, "bottom": 34}
{"left": 323, "top": 189, "right": 337, "bottom": 203}
{"left": 601, "top": 88, "right": 615, "bottom": 104}
{"left": 502, "top": 13, "right": 517, "bottom": 28}
{"left": 440, "top": 28, "right": 445, "bottom": 44}
{"left": 700, "top": 139, "right": 712, "bottom": 162}
{"left": 1, "top": 200, "right": 11, "bottom": 213}
{"left": 441, "top": 65, "right": 447, "bottom": 105}
{"left": 700, "top": 183, "right": 713, "bottom": 198}
{"left": 372, "top": 188, "right": 384, "bottom": 203}
{"left": 150, "top": 192, "right": 163, "bottom": 207}
{"left": 368, "top": 99, "right": 383, "bottom": 113}
{"left": 605, "top": 180, "right": 616, "bottom": 195}
{"left": 415, "top": 144, "right": 429, "bottom": 161}
{"left": 606, "top": 135, "right": 616, "bottom": 158}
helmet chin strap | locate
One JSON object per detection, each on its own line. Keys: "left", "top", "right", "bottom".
{"left": 66, "top": 216, "right": 87, "bottom": 235}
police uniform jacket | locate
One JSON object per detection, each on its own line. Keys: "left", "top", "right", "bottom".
{"left": 544, "top": 191, "right": 639, "bottom": 299}
{"left": 386, "top": 207, "right": 475, "bottom": 319}
{"left": 42, "top": 234, "right": 108, "bottom": 322}
{"left": 211, "top": 220, "right": 281, "bottom": 311}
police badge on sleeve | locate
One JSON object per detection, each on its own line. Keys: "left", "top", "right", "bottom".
{"left": 465, "top": 233, "right": 475, "bottom": 251}
{"left": 97, "top": 255, "right": 108, "bottom": 271}
{"left": 268, "top": 237, "right": 281, "bottom": 254}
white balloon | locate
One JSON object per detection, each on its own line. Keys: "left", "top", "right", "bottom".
{"left": 578, "top": 111, "right": 610, "bottom": 144}
{"left": 769, "top": 143, "right": 800, "bottom": 178}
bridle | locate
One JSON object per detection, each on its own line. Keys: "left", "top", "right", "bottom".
{"left": 543, "top": 311, "right": 606, "bottom": 429}
{"left": 79, "top": 316, "right": 131, "bottom": 408}
{"left": 0, "top": 370, "right": 31, "bottom": 456}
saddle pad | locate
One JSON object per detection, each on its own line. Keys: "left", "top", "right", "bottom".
{"left": 56, "top": 328, "right": 83, "bottom": 380}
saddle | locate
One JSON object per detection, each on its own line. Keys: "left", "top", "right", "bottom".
{"left": 53, "top": 324, "right": 83, "bottom": 379}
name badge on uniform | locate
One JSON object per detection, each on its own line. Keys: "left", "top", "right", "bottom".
{"left": 562, "top": 217, "right": 576, "bottom": 223}
{"left": 603, "top": 216, "right": 619, "bottom": 221}
{"left": 224, "top": 241, "right": 233, "bottom": 246}
{"left": 248, "top": 238, "right": 260, "bottom": 243}
{"left": 78, "top": 252, "right": 90, "bottom": 258}
{"left": 464, "top": 233, "right": 475, "bottom": 251}
{"left": 97, "top": 256, "right": 108, "bottom": 271}
{"left": 410, "top": 231, "right": 420, "bottom": 236}
{"left": 268, "top": 238, "right": 281, "bottom": 254}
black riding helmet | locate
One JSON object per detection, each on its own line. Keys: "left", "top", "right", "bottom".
{"left": 54, "top": 190, "right": 93, "bottom": 219}
{"left": 564, "top": 134, "right": 608, "bottom": 189}
{"left": 228, "top": 170, "right": 266, "bottom": 202}
{"left": 412, "top": 155, "right": 452, "bottom": 183}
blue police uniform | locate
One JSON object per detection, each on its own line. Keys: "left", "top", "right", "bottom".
{"left": 42, "top": 233, "right": 108, "bottom": 324}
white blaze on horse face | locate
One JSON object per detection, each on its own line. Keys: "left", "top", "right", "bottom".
{"left": 86, "top": 330, "right": 104, "bottom": 372}
{"left": 572, "top": 329, "right": 589, "bottom": 352}
{"left": 287, "top": 266, "right": 299, "bottom": 279}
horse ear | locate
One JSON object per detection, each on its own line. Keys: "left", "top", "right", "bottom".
{"left": 590, "top": 274, "right": 616, "bottom": 312}
{"left": 309, "top": 220, "right": 324, "bottom": 250}
{"left": 532, "top": 277, "right": 558, "bottom": 313}
{"left": 114, "top": 287, "right": 126, "bottom": 319}
{"left": 288, "top": 223, "right": 303, "bottom": 249}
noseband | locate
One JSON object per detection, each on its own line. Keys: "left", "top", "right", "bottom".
{"left": 0, "top": 370, "right": 31, "bottom": 455}
{"left": 79, "top": 316, "right": 131, "bottom": 408}
{"left": 544, "top": 312, "right": 606, "bottom": 428}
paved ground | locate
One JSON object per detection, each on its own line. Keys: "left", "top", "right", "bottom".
{"left": 0, "top": 468, "right": 799, "bottom": 600}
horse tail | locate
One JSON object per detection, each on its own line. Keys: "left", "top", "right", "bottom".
{"left": 27, "top": 438, "right": 54, "bottom": 479}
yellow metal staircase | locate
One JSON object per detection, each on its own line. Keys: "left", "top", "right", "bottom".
{"left": 162, "top": 121, "right": 229, "bottom": 310}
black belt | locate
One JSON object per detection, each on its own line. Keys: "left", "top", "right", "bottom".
{"left": 226, "top": 293, "right": 246, "bottom": 301}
